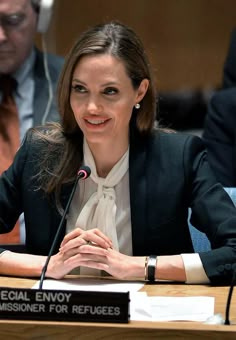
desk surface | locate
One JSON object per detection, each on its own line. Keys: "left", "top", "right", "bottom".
{"left": 0, "top": 276, "right": 236, "bottom": 339}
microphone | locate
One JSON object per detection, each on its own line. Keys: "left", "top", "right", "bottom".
{"left": 224, "top": 264, "right": 236, "bottom": 325}
{"left": 38, "top": 165, "right": 91, "bottom": 290}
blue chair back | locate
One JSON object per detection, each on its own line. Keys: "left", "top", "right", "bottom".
{"left": 189, "top": 187, "right": 236, "bottom": 252}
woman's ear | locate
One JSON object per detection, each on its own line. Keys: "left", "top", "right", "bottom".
{"left": 136, "top": 79, "right": 149, "bottom": 102}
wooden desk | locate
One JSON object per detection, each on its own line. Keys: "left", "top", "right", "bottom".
{"left": 0, "top": 276, "right": 236, "bottom": 339}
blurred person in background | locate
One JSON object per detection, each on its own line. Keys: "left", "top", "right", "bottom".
{"left": 0, "top": 0, "right": 63, "bottom": 243}
{"left": 203, "top": 28, "right": 236, "bottom": 186}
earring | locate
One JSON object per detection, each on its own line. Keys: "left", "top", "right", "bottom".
{"left": 135, "top": 103, "right": 140, "bottom": 109}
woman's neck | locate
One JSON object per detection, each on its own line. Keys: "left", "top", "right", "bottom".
{"left": 88, "top": 140, "right": 129, "bottom": 178}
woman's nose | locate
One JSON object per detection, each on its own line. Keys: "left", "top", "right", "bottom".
{"left": 87, "top": 96, "right": 102, "bottom": 113}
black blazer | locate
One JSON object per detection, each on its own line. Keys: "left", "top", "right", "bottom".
{"left": 1, "top": 129, "right": 236, "bottom": 284}
{"left": 203, "top": 87, "right": 236, "bottom": 186}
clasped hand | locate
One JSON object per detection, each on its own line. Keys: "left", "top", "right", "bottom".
{"left": 46, "top": 228, "right": 136, "bottom": 280}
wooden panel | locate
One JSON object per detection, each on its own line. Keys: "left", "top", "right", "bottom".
{"left": 41, "top": 0, "right": 236, "bottom": 91}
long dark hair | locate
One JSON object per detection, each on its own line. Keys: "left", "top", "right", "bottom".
{"left": 34, "top": 21, "right": 157, "bottom": 205}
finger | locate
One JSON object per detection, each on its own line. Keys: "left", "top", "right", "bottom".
{"left": 60, "top": 228, "right": 83, "bottom": 247}
{"left": 63, "top": 243, "right": 108, "bottom": 258}
{"left": 64, "top": 254, "right": 109, "bottom": 271}
{"left": 80, "top": 260, "right": 109, "bottom": 271}
{"left": 83, "top": 229, "right": 113, "bottom": 248}
{"left": 59, "top": 236, "right": 87, "bottom": 253}
{"left": 79, "top": 243, "right": 109, "bottom": 256}
{"left": 60, "top": 230, "right": 112, "bottom": 253}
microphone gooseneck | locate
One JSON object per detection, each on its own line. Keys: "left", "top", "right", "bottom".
{"left": 38, "top": 165, "right": 91, "bottom": 290}
{"left": 224, "top": 265, "right": 236, "bottom": 325}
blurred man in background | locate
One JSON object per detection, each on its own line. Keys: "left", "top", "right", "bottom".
{"left": 0, "top": 0, "right": 64, "bottom": 243}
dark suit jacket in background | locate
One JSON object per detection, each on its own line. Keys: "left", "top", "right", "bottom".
{"left": 203, "top": 87, "right": 236, "bottom": 186}
{"left": 32, "top": 47, "right": 64, "bottom": 125}
{"left": 223, "top": 28, "right": 236, "bottom": 88}
{"left": 1, "top": 130, "right": 236, "bottom": 285}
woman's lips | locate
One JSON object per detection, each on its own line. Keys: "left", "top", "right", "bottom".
{"left": 84, "top": 117, "right": 111, "bottom": 127}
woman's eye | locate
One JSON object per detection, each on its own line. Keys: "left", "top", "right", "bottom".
{"left": 104, "top": 87, "right": 118, "bottom": 95}
{"left": 72, "top": 84, "right": 87, "bottom": 93}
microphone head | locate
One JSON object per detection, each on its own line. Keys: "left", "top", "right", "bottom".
{"left": 78, "top": 165, "right": 91, "bottom": 179}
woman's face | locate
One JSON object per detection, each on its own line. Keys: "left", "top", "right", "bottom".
{"left": 70, "top": 54, "right": 148, "bottom": 147}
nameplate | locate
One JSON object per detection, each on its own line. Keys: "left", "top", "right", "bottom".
{"left": 0, "top": 287, "right": 129, "bottom": 323}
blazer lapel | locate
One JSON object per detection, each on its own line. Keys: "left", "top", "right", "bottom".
{"left": 60, "top": 182, "right": 75, "bottom": 211}
{"left": 129, "top": 132, "right": 148, "bottom": 256}
{"left": 50, "top": 182, "right": 75, "bottom": 250}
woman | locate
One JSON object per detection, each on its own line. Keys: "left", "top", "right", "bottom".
{"left": 0, "top": 22, "right": 236, "bottom": 284}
